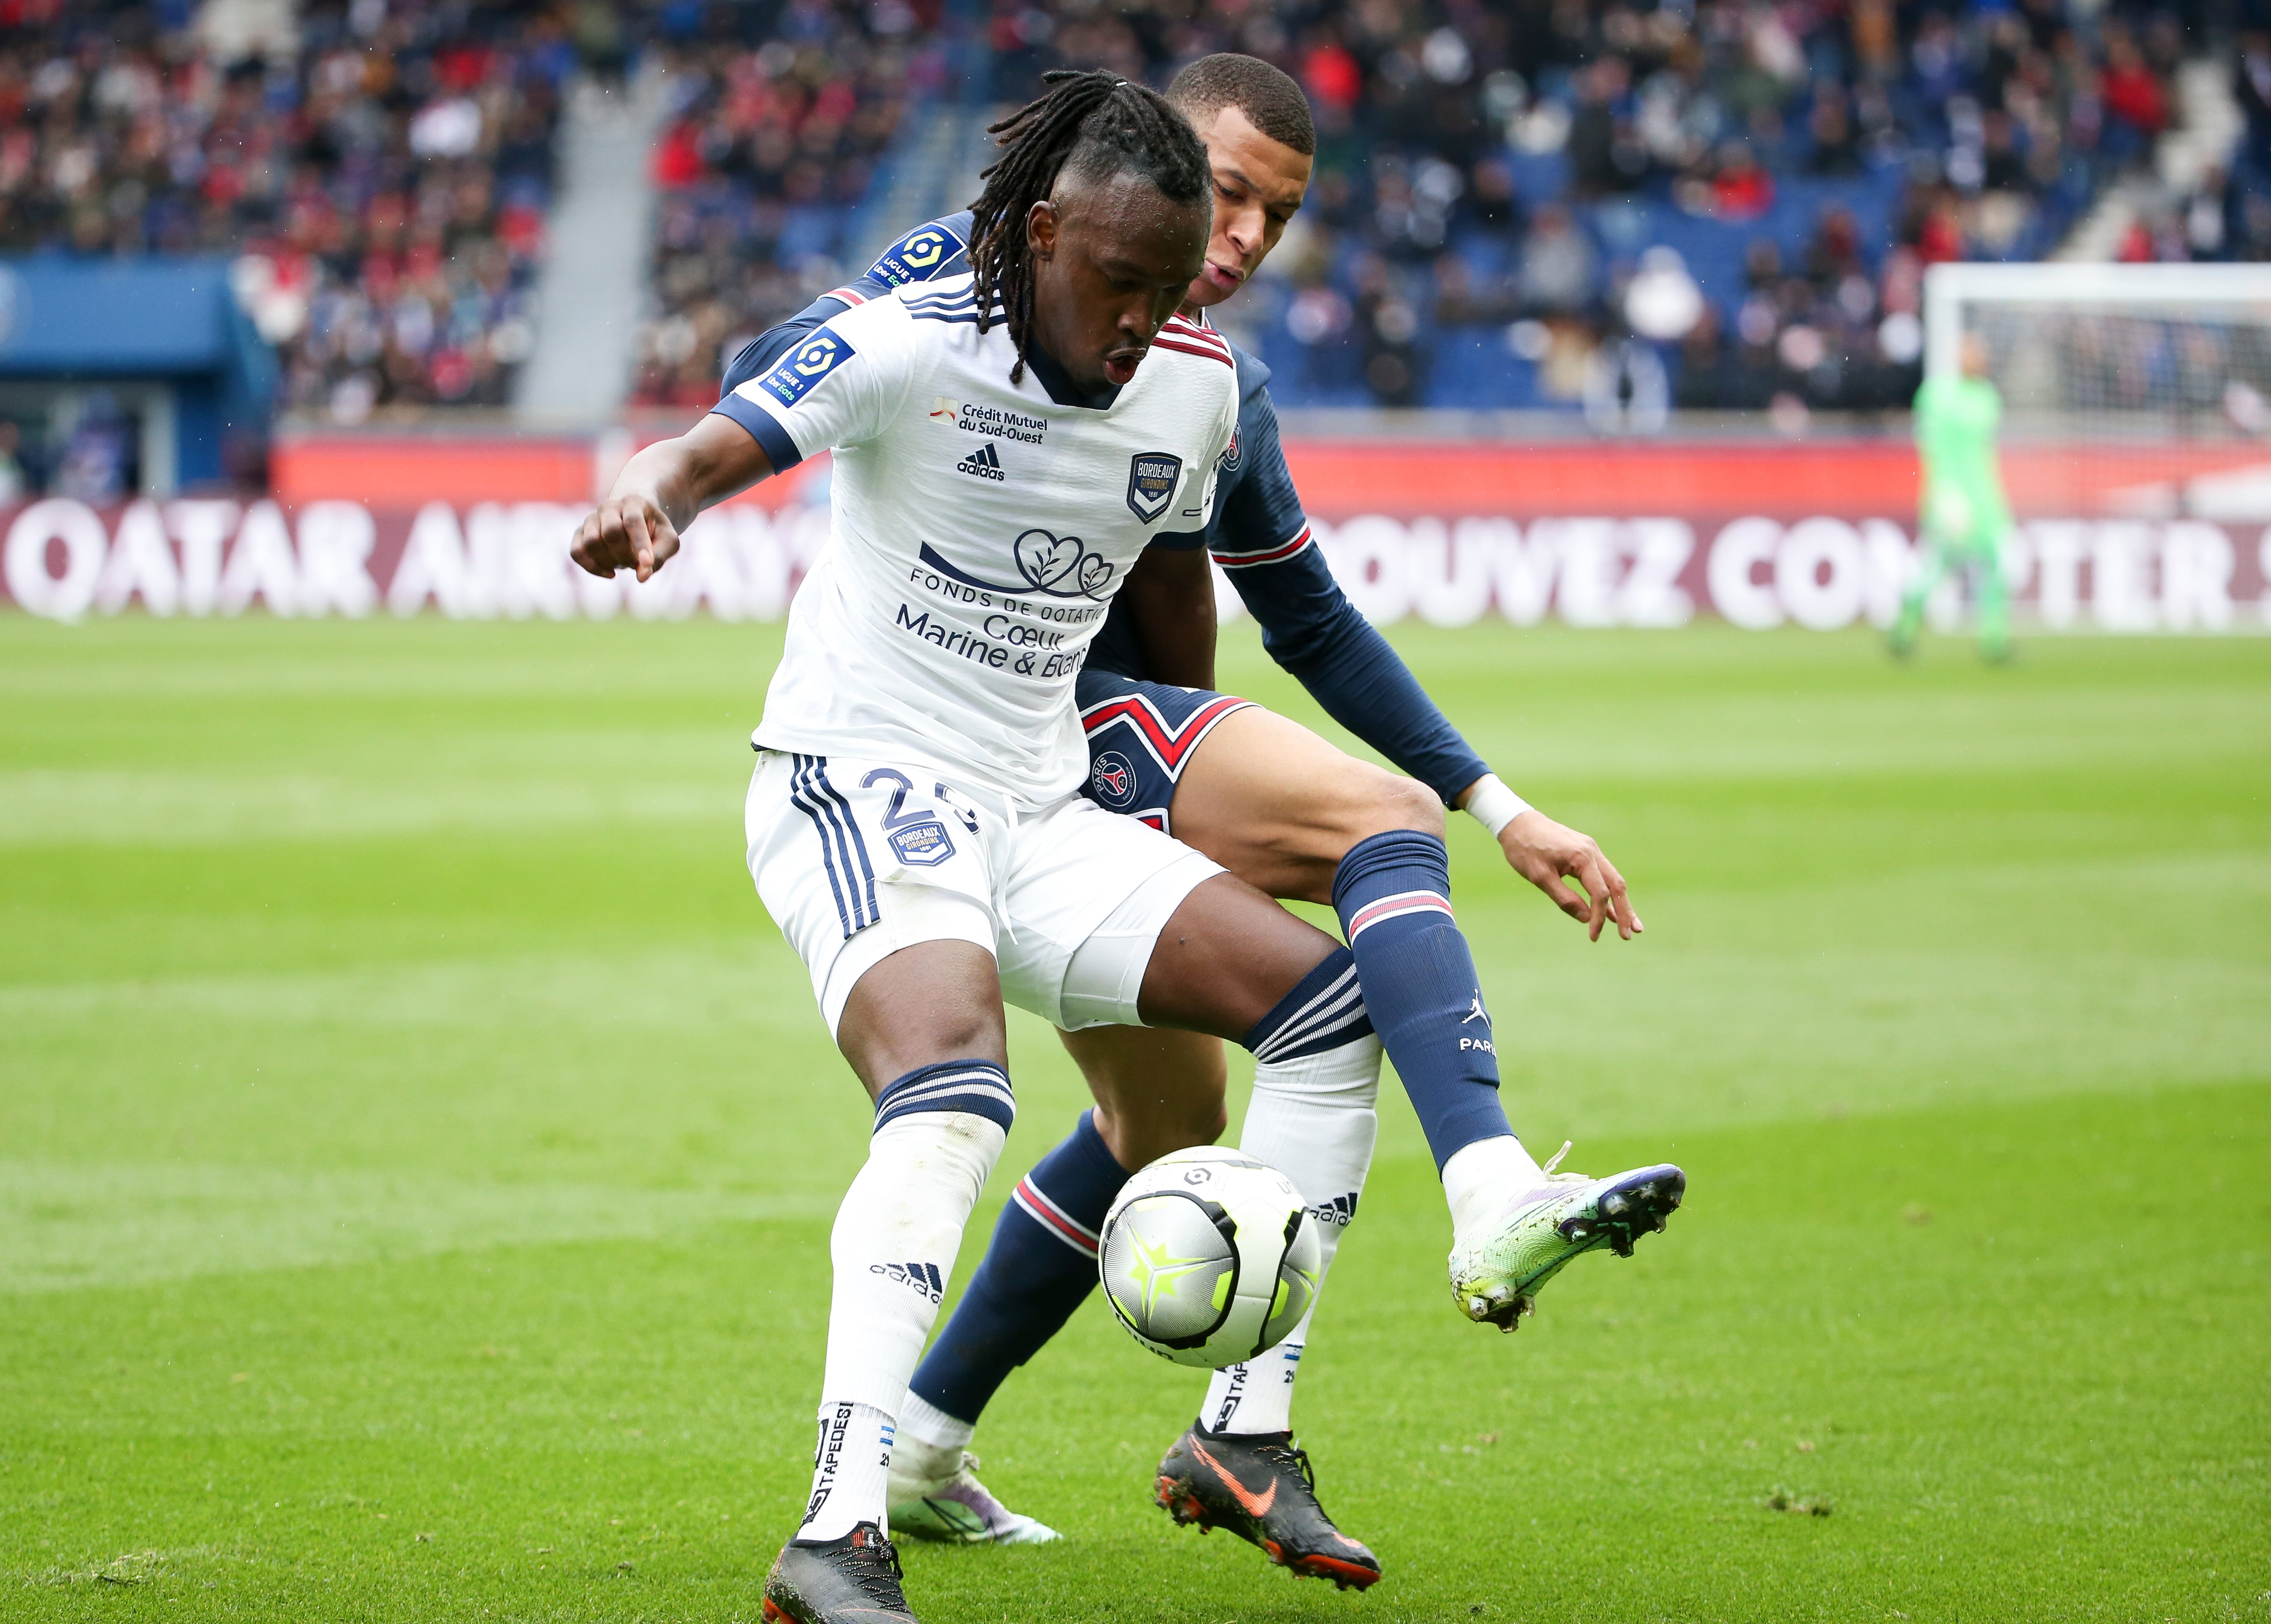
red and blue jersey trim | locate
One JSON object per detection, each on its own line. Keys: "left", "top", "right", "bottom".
{"left": 1213, "top": 521, "right": 1315, "bottom": 570}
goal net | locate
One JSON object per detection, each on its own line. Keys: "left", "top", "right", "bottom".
{"left": 1926, "top": 260, "right": 2271, "bottom": 518}
{"left": 1921, "top": 261, "right": 2271, "bottom": 628}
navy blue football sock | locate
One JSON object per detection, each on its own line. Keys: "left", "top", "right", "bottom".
{"left": 906, "top": 1109, "right": 1128, "bottom": 1427}
{"left": 1332, "top": 829, "right": 1514, "bottom": 1171}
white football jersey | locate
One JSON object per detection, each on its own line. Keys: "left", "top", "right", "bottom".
{"left": 714, "top": 274, "right": 1238, "bottom": 809}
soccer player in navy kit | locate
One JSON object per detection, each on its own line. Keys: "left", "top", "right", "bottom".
{"left": 716, "top": 58, "right": 1681, "bottom": 1590}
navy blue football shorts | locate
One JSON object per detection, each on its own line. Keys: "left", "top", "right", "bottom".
{"left": 1075, "top": 669, "right": 1256, "bottom": 835}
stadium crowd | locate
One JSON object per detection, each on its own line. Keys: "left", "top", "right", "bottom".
{"left": 0, "top": 0, "right": 2249, "bottom": 426}
{"left": 0, "top": 0, "right": 574, "bottom": 421}
{"left": 983, "top": 0, "right": 2231, "bottom": 414}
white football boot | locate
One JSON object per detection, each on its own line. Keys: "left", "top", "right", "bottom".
{"left": 1447, "top": 1142, "right": 1685, "bottom": 1332}
{"left": 887, "top": 1435, "right": 1060, "bottom": 1546}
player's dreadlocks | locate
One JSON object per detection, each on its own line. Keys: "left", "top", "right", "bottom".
{"left": 968, "top": 69, "right": 1210, "bottom": 383}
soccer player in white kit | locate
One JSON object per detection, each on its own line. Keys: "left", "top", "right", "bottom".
{"left": 571, "top": 75, "right": 1396, "bottom": 1624}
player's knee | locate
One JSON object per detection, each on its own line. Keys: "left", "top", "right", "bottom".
{"left": 1171, "top": 1097, "right": 1231, "bottom": 1157}
{"left": 1178, "top": 1099, "right": 1231, "bottom": 1152}
{"left": 843, "top": 1007, "right": 1008, "bottom": 1096}
{"left": 1267, "top": 767, "right": 1448, "bottom": 903}
{"left": 1337, "top": 767, "right": 1445, "bottom": 847}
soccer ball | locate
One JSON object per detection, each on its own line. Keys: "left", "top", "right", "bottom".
{"left": 1097, "top": 1147, "right": 1321, "bottom": 1368}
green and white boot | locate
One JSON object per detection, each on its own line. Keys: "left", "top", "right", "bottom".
{"left": 886, "top": 1435, "right": 1060, "bottom": 1546}
{"left": 1447, "top": 1142, "right": 1685, "bottom": 1332}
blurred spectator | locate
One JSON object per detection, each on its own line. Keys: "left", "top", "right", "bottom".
{"left": 1568, "top": 55, "right": 1643, "bottom": 197}
{"left": 55, "top": 393, "right": 132, "bottom": 503}
{"left": 2100, "top": 27, "right": 2170, "bottom": 145}
{"left": 1804, "top": 83, "right": 1863, "bottom": 176}
{"left": 1354, "top": 251, "right": 1422, "bottom": 406}
{"left": 1711, "top": 139, "right": 1775, "bottom": 219}
{"left": 2240, "top": 31, "right": 2271, "bottom": 177}
{"left": 1517, "top": 202, "right": 1596, "bottom": 313}
{"left": 1624, "top": 245, "right": 1703, "bottom": 342}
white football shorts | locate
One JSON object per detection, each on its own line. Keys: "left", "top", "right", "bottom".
{"left": 746, "top": 749, "right": 1225, "bottom": 1036}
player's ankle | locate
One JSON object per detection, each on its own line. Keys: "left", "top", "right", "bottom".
{"left": 1442, "top": 1134, "right": 1546, "bottom": 1229}
{"left": 898, "top": 1391, "right": 975, "bottom": 1453}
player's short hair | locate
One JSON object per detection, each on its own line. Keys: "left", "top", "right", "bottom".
{"left": 968, "top": 69, "right": 1211, "bottom": 383}
{"left": 1165, "top": 54, "right": 1316, "bottom": 157}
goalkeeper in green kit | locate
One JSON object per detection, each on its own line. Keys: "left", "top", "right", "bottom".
{"left": 1892, "top": 332, "right": 2013, "bottom": 661}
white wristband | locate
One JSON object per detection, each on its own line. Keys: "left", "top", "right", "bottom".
{"left": 1463, "top": 774, "right": 1530, "bottom": 837}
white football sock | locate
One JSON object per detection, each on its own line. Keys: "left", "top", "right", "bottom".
{"left": 799, "top": 1108, "right": 1007, "bottom": 1541}
{"left": 801, "top": 1402, "right": 894, "bottom": 1544}
{"left": 1202, "top": 1033, "right": 1380, "bottom": 1437}
{"left": 1441, "top": 1133, "right": 1549, "bottom": 1235}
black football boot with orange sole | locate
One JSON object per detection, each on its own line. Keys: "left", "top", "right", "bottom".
{"left": 1154, "top": 1423, "right": 1381, "bottom": 1591}
{"left": 762, "top": 1522, "right": 918, "bottom": 1624}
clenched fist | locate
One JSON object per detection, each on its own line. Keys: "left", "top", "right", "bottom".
{"left": 571, "top": 493, "right": 681, "bottom": 583}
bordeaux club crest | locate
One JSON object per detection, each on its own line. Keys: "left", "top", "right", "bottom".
{"left": 1125, "top": 452, "right": 1182, "bottom": 523}
{"left": 888, "top": 819, "right": 955, "bottom": 866}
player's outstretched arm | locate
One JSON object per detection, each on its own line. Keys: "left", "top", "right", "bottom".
{"left": 570, "top": 414, "right": 772, "bottom": 583}
{"left": 1189, "top": 368, "right": 1645, "bottom": 938}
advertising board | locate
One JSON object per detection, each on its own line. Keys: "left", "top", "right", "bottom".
{"left": 6, "top": 437, "right": 2266, "bottom": 630}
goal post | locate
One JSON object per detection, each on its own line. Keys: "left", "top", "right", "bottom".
{"left": 1921, "top": 262, "right": 2271, "bottom": 542}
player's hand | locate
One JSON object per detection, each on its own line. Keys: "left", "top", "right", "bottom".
{"left": 571, "top": 493, "right": 681, "bottom": 582}
{"left": 1497, "top": 810, "right": 1641, "bottom": 942}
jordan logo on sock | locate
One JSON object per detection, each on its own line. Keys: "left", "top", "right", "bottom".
{"left": 1461, "top": 992, "right": 1489, "bottom": 1025}
{"left": 872, "top": 1261, "right": 945, "bottom": 1303}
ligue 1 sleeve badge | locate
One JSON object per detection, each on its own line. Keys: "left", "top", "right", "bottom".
{"left": 1126, "top": 452, "right": 1182, "bottom": 523}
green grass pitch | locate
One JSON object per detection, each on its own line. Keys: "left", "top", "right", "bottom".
{"left": 3, "top": 614, "right": 2266, "bottom": 1623}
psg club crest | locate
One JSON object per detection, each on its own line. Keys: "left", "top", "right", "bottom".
{"left": 1126, "top": 452, "right": 1182, "bottom": 523}
{"left": 1090, "top": 750, "right": 1138, "bottom": 809}
{"left": 888, "top": 819, "right": 955, "bottom": 867}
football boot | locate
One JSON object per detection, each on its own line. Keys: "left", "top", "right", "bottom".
{"left": 886, "top": 1436, "right": 1060, "bottom": 1546}
{"left": 1154, "top": 1424, "right": 1381, "bottom": 1591}
{"left": 1448, "top": 1141, "right": 1684, "bottom": 1331}
{"left": 762, "top": 1522, "right": 916, "bottom": 1624}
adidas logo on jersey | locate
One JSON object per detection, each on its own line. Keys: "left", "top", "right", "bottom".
{"left": 871, "top": 1260, "right": 945, "bottom": 1302}
{"left": 955, "top": 441, "right": 1005, "bottom": 481}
